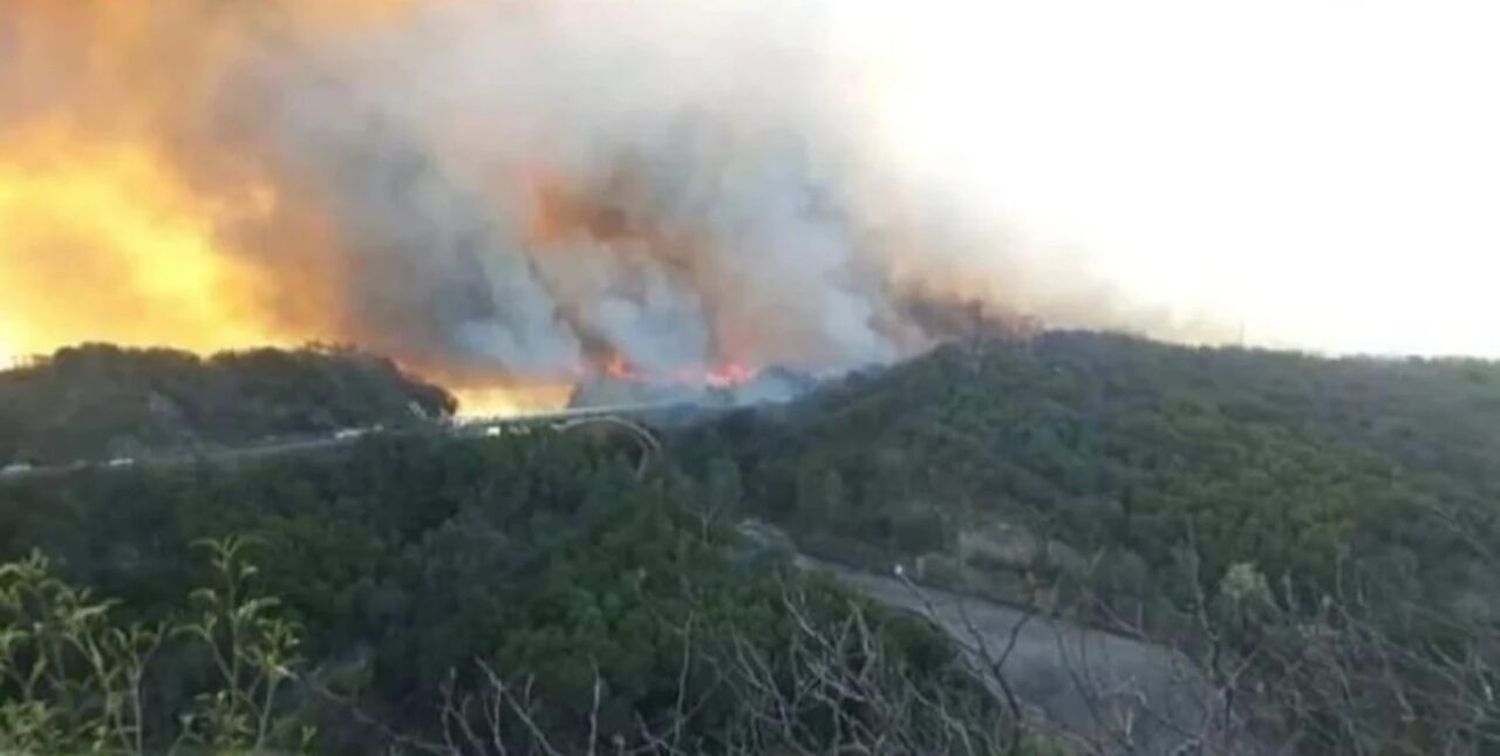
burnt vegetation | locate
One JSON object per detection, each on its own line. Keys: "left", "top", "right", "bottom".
{"left": 2, "top": 332, "right": 1500, "bottom": 753}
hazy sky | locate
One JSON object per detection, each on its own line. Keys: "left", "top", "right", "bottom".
{"left": 835, "top": 0, "right": 1500, "bottom": 357}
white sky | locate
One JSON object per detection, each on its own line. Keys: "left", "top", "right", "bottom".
{"left": 833, "top": 0, "right": 1500, "bottom": 357}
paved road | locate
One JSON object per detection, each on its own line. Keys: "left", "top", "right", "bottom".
{"left": 733, "top": 519, "right": 1239, "bottom": 754}
{"left": 0, "top": 435, "right": 360, "bottom": 484}
{"left": 802, "top": 557, "right": 1225, "bottom": 754}
{"left": 0, "top": 401, "right": 693, "bottom": 485}
{"left": 1, "top": 407, "right": 1244, "bottom": 753}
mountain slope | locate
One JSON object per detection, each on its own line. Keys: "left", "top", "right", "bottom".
{"left": 682, "top": 330, "right": 1500, "bottom": 640}
{"left": 678, "top": 330, "right": 1500, "bottom": 751}
{"left": 0, "top": 344, "right": 454, "bottom": 464}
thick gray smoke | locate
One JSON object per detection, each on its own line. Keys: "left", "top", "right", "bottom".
{"left": 232, "top": 0, "right": 969, "bottom": 381}
{"left": 3, "top": 0, "right": 1219, "bottom": 385}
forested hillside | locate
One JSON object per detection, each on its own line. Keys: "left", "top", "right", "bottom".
{"left": 679, "top": 331, "right": 1500, "bottom": 751}
{"left": 684, "top": 331, "right": 1500, "bottom": 597}
{"left": 0, "top": 344, "right": 455, "bottom": 464}
{"left": 0, "top": 433, "right": 1024, "bottom": 754}
{"left": 4, "top": 332, "right": 1500, "bottom": 753}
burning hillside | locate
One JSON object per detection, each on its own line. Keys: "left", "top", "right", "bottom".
{"left": 556, "top": 355, "right": 815, "bottom": 414}
{"left": 0, "top": 0, "right": 1216, "bottom": 414}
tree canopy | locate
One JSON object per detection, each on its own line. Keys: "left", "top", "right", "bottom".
{"left": 0, "top": 344, "right": 455, "bottom": 464}
{"left": 5, "top": 331, "right": 1500, "bottom": 753}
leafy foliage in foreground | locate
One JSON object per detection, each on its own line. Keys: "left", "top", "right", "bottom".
{"left": 0, "top": 433, "right": 1017, "bottom": 753}
{"left": 0, "top": 538, "right": 308, "bottom": 754}
{"left": 8, "top": 330, "right": 1500, "bottom": 752}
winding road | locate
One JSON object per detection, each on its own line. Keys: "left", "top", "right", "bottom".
{"left": 2, "top": 405, "right": 1242, "bottom": 753}
{"left": 801, "top": 556, "right": 1226, "bottom": 754}
{"left": 0, "top": 401, "right": 691, "bottom": 484}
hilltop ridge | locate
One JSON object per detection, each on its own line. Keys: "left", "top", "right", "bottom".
{"left": 0, "top": 343, "right": 454, "bottom": 465}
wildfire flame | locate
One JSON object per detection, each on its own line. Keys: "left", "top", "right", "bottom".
{"left": 0, "top": 124, "right": 578, "bottom": 416}
{"left": 595, "top": 352, "right": 760, "bottom": 388}
{"left": 3, "top": 0, "right": 1188, "bottom": 420}
{"left": 0, "top": 126, "right": 294, "bottom": 359}
{"left": 450, "top": 383, "right": 577, "bottom": 419}
{"left": 0, "top": 121, "right": 759, "bottom": 416}
{"left": 705, "top": 361, "right": 755, "bottom": 389}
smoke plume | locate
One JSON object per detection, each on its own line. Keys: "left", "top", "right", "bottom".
{"left": 0, "top": 0, "right": 1216, "bottom": 403}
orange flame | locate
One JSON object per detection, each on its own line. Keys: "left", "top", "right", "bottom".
{"left": 0, "top": 121, "right": 576, "bottom": 417}
{"left": 0, "top": 0, "right": 789, "bottom": 418}
{"left": 706, "top": 360, "right": 755, "bottom": 388}
{"left": 0, "top": 125, "right": 296, "bottom": 360}
{"left": 451, "top": 383, "right": 576, "bottom": 418}
{"left": 602, "top": 354, "right": 635, "bottom": 380}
